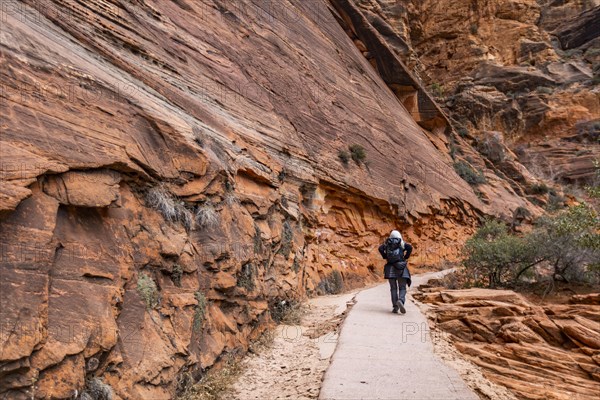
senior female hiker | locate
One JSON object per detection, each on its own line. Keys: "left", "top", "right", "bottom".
{"left": 378, "top": 230, "right": 413, "bottom": 314}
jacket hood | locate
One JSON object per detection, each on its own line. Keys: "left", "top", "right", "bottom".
{"left": 388, "top": 230, "right": 405, "bottom": 248}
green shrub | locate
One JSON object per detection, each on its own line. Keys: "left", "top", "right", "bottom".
{"left": 463, "top": 220, "right": 530, "bottom": 288}
{"left": 338, "top": 150, "right": 350, "bottom": 165}
{"left": 586, "top": 185, "right": 600, "bottom": 199}
{"left": 349, "top": 144, "right": 367, "bottom": 165}
{"left": 457, "top": 127, "right": 469, "bottom": 138}
{"left": 137, "top": 273, "right": 159, "bottom": 309}
{"left": 529, "top": 204, "right": 600, "bottom": 283}
{"left": 462, "top": 205, "right": 600, "bottom": 287}
{"left": 453, "top": 161, "right": 486, "bottom": 185}
{"left": 469, "top": 23, "right": 478, "bottom": 35}
{"left": 193, "top": 291, "right": 207, "bottom": 332}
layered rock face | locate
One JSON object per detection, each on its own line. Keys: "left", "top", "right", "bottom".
{"left": 416, "top": 286, "right": 600, "bottom": 400}
{"left": 352, "top": 0, "right": 600, "bottom": 184}
{"left": 0, "top": 0, "right": 539, "bottom": 398}
{"left": 331, "top": 0, "right": 542, "bottom": 219}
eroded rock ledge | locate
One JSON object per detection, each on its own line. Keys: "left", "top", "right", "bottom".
{"left": 416, "top": 286, "right": 600, "bottom": 400}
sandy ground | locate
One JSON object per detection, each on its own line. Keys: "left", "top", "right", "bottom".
{"left": 231, "top": 273, "right": 515, "bottom": 400}
{"left": 230, "top": 291, "right": 358, "bottom": 400}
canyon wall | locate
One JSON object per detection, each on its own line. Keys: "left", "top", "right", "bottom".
{"left": 1, "top": 0, "right": 538, "bottom": 398}
{"left": 352, "top": 0, "right": 600, "bottom": 186}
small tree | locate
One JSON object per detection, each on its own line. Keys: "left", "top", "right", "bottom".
{"left": 463, "top": 205, "right": 600, "bottom": 288}
{"left": 462, "top": 220, "right": 531, "bottom": 288}
{"left": 526, "top": 204, "right": 600, "bottom": 283}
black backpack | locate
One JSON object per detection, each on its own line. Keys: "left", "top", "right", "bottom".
{"left": 385, "top": 238, "right": 404, "bottom": 264}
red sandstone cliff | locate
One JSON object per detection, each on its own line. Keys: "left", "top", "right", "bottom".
{"left": 351, "top": 0, "right": 600, "bottom": 186}
{"left": 1, "top": 0, "right": 541, "bottom": 398}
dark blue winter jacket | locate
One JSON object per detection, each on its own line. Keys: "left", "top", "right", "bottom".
{"left": 378, "top": 240, "right": 412, "bottom": 285}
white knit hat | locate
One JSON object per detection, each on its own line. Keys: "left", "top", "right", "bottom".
{"left": 390, "top": 230, "right": 402, "bottom": 239}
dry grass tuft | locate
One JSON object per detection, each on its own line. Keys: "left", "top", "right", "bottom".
{"left": 196, "top": 203, "right": 220, "bottom": 228}
{"left": 176, "top": 356, "right": 242, "bottom": 400}
{"left": 269, "top": 299, "right": 305, "bottom": 325}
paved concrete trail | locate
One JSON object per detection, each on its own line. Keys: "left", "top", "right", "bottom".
{"left": 319, "top": 271, "right": 479, "bottom": 400}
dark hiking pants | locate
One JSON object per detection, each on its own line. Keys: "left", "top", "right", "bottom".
{"left": 389, "top": 277, "right": 407, "bottom": 307}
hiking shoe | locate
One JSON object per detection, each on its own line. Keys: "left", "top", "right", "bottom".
{"left": 392, "top": 306, "right": 399, "bottom": 314}
{"left": 397, "top": 301, "right": 406, "bottom": 314}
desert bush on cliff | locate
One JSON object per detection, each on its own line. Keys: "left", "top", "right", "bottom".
{"left": 146, "top": 185, "right": 194, "bottom": 230}
{"left": 137, "top": 273, "right": 159, "bottom": 309}
{"left": 78, "top": 378, "right": 113, "bottom": 400}
{"left": 195, "top": 203, "right": 219, "bottom": 228}
{"left": 453, "top": 160, "right": 486, "bottom": 185}
{"left": 146, "top": 186, "right": 177, "bottom": 218}
{"left": 349, "top": 144, "right": 367, "bottom": 165}
{"left": 463, "top": 204, "right": 600, "bottom": 288}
